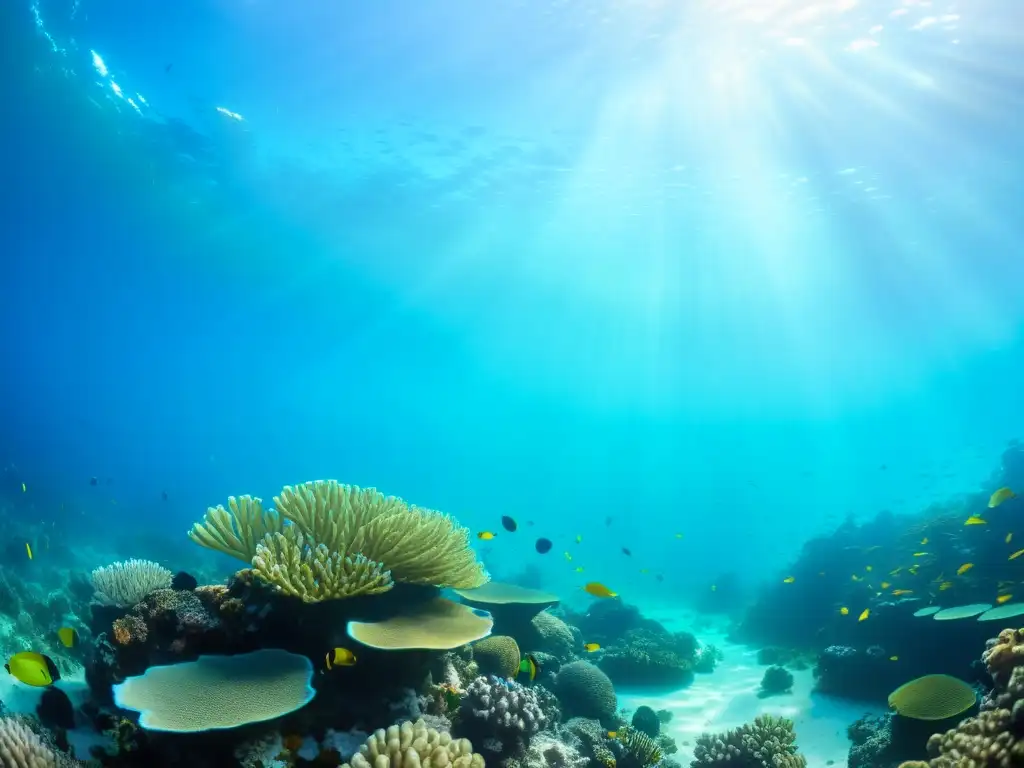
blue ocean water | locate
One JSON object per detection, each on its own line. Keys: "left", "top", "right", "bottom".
{"left": 2, "top": 0, "right": 1023, "bottom": 616}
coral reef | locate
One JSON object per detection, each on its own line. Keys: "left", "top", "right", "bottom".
{"left": 692, "top": 644, "right": 723, "bottom": 675}
{"left": 757, "top": 666, "right": 793, "bottom": 698}
{"left": 554, "top": 662, "right": 617, "bottom": 723}
{"left": 342, "top": 719, "right": 485, "bottom": 768}
{"left": 630, "top": 706, "right": 660, "bottom": 738}
{"left": 472, "top": 636, "right": 521, "bottom": 679}
{"left": 814, "top": 644, "right": 902, "bottom": 701}
{"left": 459, "top": 675, "right": 546, "bottom": 759}
{"left": 510, "top": 732, "right": 587, "bottom": 768}
{"left": 524, "top": 612, "right": 578, "bottom": 662}
{"left": 692, "top": 714, "right": 807, "bottom": 767}
{"left": 90, "top": 560, "right": 173, "bottom": 608}
{"left": 0, "top": 716, "right": 58, "bottom": 768}
{"left": 598, "top": 628, "right": 698, "bottom": 689}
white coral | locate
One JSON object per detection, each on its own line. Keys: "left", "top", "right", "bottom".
{"left": 90, "top": 558, "right": 172, "bottom": 607}
{"left": 0, "top": 717, "right": 56, "bottom": 768}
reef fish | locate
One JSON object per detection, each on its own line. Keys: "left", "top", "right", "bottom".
{"left": 56, "top": 627, "right": 77, "bottom": 648}
{"left": 858, "top": 609, "right": 870, "bottom": 622}
{"left": 840, "top": 607, "right": 849, "bottom": 615}
{"left": 584, "top": 643, "right": 600, "bottom": 652}
{"left": 519, "top": 654, "right": 540, "bottom": 681}
{"left": 990, "top": 487, "right": 1017, "bottom": 508}
{"left": 325, "top": 647, "right": 356, "bottom": 670}
{"left": 535, "top": 538, "right": 552, "bottom": 554}
{"left": 1011, "top": 549, "right": 1024, "bottom": 561}
{"left": 998, "top": 594, "right": 1014, "bottom": 605}
{"left": 171, "top": 571, "right": 198, "bottom": 591}
{"left": 964, "top": 516, "right": 987, "bottom": 526}
{"left": 500, "top": 516, "right": 517, "bottom": 533}
{"left": 957, "top": 563, "right": 974, "bottom": 576}
{"left": 5, "top": 652, "right": 59, "bottom": 687}
{"left": 783, "top": 576, "right": 795, "bottom": 584}
{"left": 585, "top": 582, "right": 618, "bottom": 598}
{"left": 24, "top": 543, "right": 32, "bottom": 560}
{"left": 477, "top": 532, "right": 496, "bottom": 541}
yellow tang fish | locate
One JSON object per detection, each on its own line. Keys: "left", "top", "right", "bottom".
{"left": 881, "top": 581, "right": 891, "bottom": 589}
{"left": 783, "top": 576, "right": 795, "bottom": 583}
{"left": 477, "top": 532, "right": 496, "bottom": 541}
{"left": 957, "top": 563, "right": 974, "bottom": 576}
{"left": 1008, "top": 533, "right": 1015, "bottom": 544}
{"left": 585, "top": 582, "right": 618, "bottom": 599}
{"left": 997, "top": 594, "right": 1014, "bottom": 605}
{"left": 325, "top": 647, "right": 357, "bottom": 670}
{"left": 5, "top": 652, "right": 59, "bottom": 687}
{"left": 840, "top": 607, "right": 849, "bottom": 615}
{"left": 1010, "top": 549, "right": 1024, "bottom": 561}
{"left": 56, "top": 627, "right": 77, "bottom": 648}
{"left": 584, "top": 643, "right": 601, "bottom": 652}
{"left": 858, "top": 609, "right": 870, "bottom": 622}
{"left": 990, "top": 487, "right": 1017, "bottom": 508}
{"left": 939, "top": 581, "right": 953, "bottom": 591}
{"left": 25, "top": 543, "right": 32, "bottom": 561}
{"left": 892, "top": 589, "right": 914, "bottom": 596}
{"left": 607, "top": 731, "right": 618, "bottom": 739}
{"left": 964, "top": 516, "right": 987, "bottom": 526}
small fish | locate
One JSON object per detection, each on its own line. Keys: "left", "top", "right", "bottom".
{"left": 964, "top": 516, "right": 987, "bottom": 526}
{"left": 921, "top": 537, "right": 929, "bottom": 545}
{"left": 783, "top": 576, "right": 795, "bottom": 584}
{"left": 889, "top": 656, "right": 898, "bottom": 662}
{"left": 908, "top": 565, "right": 920, "bottom": 575}
{"left": 881, "top": 581, "right": 891, "bottom": 589}
{"left": 957, "top": 563, "right": 974, "bottom": 576}
{"left": 998, "top": 594, "right": 1014, "bottom": 605}
{"left": 501, "top": 516, "right": 517, "bottom": 532}
{"left": 990, "top": 487, "right": 1017, "bottom": 508}
{"left": 1010, "top": 549, "right": 1024, "bottom": 561}
{"left": 1008, "top": 533, "right": 1014, "bottom": 544}
{"left": 477, "top": 532, "right": 496, "bottom": 541}
{"left": 56, "top": 627, "right": 77, "bottom": 648}
{"left": 171, "top": 571, "right": 198, "bottom": 590}
{"left": 892, "top": 589, "right": 914, "bottom": 596}
{"left": 25, "top": 543, "right": 32, "bottom": 561}
{"left": 710, "top": 584, "right": 717, "bottom": 591}
{"left": 913, "top": 552, "right": 930, "bottom": 557}
{"left": 584, "top": 643, "right": 600, "bottom": 652}
{"left": 865, "top": 565, "right": 873, "bottom": 572}
{"left": 519, "top": 654, "right": 540, "bottom": 681}
{"left": 161, "top": 490, "right": 169, "bottom": 501}
{"left": 840, "top": 607, "right": 849, "bottom": 615}
{"left": 890, "top": 567, "right": 904, "bottom": 576}
{"left": 585, "top": 582, "right": 618, "bottom": 598}
{"left": 20, "top": 483, "right": 25, "bottom": 493}
{"left": 674, "top": 533, "right": 683, "bottom": 539}
{"left": 939, "top": 581, "right": 953, "bottom": 591}
{"left": 639, "top": 568, "right": 649, "bottom": 574}
{"left": 89, "top": 477, "right": 98, "bottom": 486}
{"left": 575, "top": 566, "right": 585, "bottom": 573}
{"left": 607, "top": 731, "right": 618, "bottom": 739}
{"left": 851, "top": 574, "right": 863, "bottom": 582}
{"left": 858, "top": 609, "right": 870, "bottom": 622}
{"left": 535, "top": 538, "right": 552, "bottom": 554}
{"left": 564, "top": 551, "right": 572, "bottom": 562}
{"left": 325, "top": 647, "right": 357, "bottom": 670}
{"left": 5, "top": 652, "right": 59, "bottom": 687}
{"left": 575, "top": 534, "right": 582, "bottom": 544}
{"left": 621, "top": 547, "right": 632, "bottom": 557}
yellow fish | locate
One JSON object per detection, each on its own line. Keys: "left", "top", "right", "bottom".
{"left": 20, "top": 483, "right": 26, "bottom": 493}
{"left": 858, "top": 609, "right": 870, "bottom": 622}
{"left": 639, "top": 568, "right": 649, "bottom": 574}
{"left": 575, "top": 566, "right": 585, "bottom": 573}
{"left": 477, "top": 532, "right": 496, "bottom": 540}
{"left": 890, "top": 567, "right": 903, "bottom": 576}
{"left": 519, "top": 654, "right": 540, "bottom": 681}
{"left": 957, "top": 563, "right": 974, "bottom": 576}
{"left": 964, "top": 516, "right": 987, "bottom": 526}
{"left": 564, "top": 552, "right": 572, "bottom": 562}
{"left": 607, "top": 731, "right": 618, "bottom": 739}
{"left": 851, "top": 574, "right": 863, "bottom": 582}
{"left": 5, "top": 652, "right": 59, "bottom": 687}
{"left": 881, "top": 582, "right": 891, "bottom": 589}
{"left": 25, "top": 543, "right": 32, "bottom": 561}
{"left": 325, "top": 647, "right": 357, "bottom": 669}
{"left": 913, "top": 552, "right": 930, "bottom": 557}
{"left": 783, "top": 576, "right": 795, "bottom": 584}
{"left": 56, "top": 627, "right": 77, "bottom": 648}
{"left": 585, "top": 582, "right": 618, "bottom": 599}
{"left": 908, "top": 565, "right": 920, "bottom": 575}
{"left": 997, "top": 594, "right": 1014, "bottom": 605}
{"left": 939, "top": 581, "right": 953, "bottom": 591}
{"left": 890, "top": 656, "right": 899, "bottom": 662}
{"left": 1010, "top": 549, "right": 1024, "bottom": 561}
{"left": 990, "top": 487, "right": 1017, "bottom": 508}
{"left": 840, "top": 607, "right": 849, "bottom": 615}
{"left": 892, "top": 589, "right": 914, "bottom": 596}
{"left": 584, "top": 643, "right": 601, "bottom": 652}
{"left": 710, "top": 584, "right": 717, "bottom": 591}
{"left": 575, "top": 535, "right": 582, "bottom": 544}
{"left": 921, "top": 537, "right": 929, "bottom": 545}
{"left": 865, "top": 565, "right": 873, "bottom": 572}
{"left": 1008, "top": 533, "right": 1015, "bottom": 544}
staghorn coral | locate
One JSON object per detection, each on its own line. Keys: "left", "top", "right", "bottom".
{"left": 555, "top": 662, "right": 617, "bottom": 722}
{"left": 692, "top": 714, "right": 807, "bottom": 768}
{"left": 90, "top": 559, "right": 173, "bottom": 607}
{"left": 190, "top": 481, "right": 487, "bottom": 600}
{"left": 342, "top": 718, "right": 485, "bottom": 768}
{"left": 0, "top": 717, "right": 56, "bottom": 768}
{"left": 472, "top": 637, "right": 521, "bottom": 680}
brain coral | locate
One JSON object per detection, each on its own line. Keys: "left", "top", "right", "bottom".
{"left": 555, "top": 661, "right": 617, "bottom": 721}
{"left": 342, "top": 719, "right": 484, "bottom": 768}
{"left": 472, "top": 636, "right": 521, "bottom": 679}
{"left": 529, "top": 611, "right": 577, "bottom": 661}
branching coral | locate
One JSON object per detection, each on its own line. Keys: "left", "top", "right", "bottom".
{"left": 692, "top": 714, "right": 807, "bottom": 768}
{"left": 189, "top": 481, "right": 487, "bottom": 601}
{"left": 90, "top": 559, "right": 173, "bottom": 607}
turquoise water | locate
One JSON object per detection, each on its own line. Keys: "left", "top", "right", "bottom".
{"left": 2, "top": 0, "right": 1023, "bottom": 615}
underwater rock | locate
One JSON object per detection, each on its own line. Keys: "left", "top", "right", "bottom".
{"left": 814, "top": 644, "right": 903, "bottom": 701}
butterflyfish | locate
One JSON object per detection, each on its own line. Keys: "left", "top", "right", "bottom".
{"left": 5, "top": 652, "right": 59, "bottom": 687}
{"left": 881, "top": 581, "right": 891, "bottom": 589}
{"left": 957, "top": 563, "right": 974, "bottom": 576}
{"left": 964, "top": 516, "right": 987, "bottom": 526}
{"left": 325, "top": 647, "right": 357, "bottom": 669}
{"left": 584, "top": 643, "right": 600, "bottom": 652}
{"left": 607, "top": 731, "right": 618, "bottom": 739}
{"left": 477, "top": 532, "right": 496, "bottom": 541}
{"left": 990, "top": 487, "right": 1017, "bottom": 508}
{"left": 921, "top": 537, "right": 929, "bottom": 545}
{"left": 519, "top": 654, "right": 540, "bottom": 681}
{"left": 858, "top": 609, "right": 870, "bottom": 622}
{"left": 56, "top": 627, "right": 78, "bottom": 648}
{"left": 585, "top": 582, "right": 618, "bottom": 598}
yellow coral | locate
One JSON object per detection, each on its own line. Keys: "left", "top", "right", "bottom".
{"left": 342, "top": 719, "right": 485, "bottom": 768}
{"left": 188, "top": 495, "right": 282, "bottom": 562}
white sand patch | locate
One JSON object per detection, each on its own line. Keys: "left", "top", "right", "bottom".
{"left": 617, "top": 631, "right": 884, "bottom": 766}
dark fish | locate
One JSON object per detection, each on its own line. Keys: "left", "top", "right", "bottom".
{"left": 622, "top": 547, "right": 632, "bottom": 557}
{"left": 655, "top": 574, "right": 664, "bottom": 582}
{"left": 161, "top": 490, "right": 169, "bottom": 501}
{"left": 501, "top": 515, "right": 517, "bottom": 533}
{"left": 36, "top": 687, "right": 74, "bottom": 729}
{"left": 165, "top": 63, "right": 173, "bottom": 74}
{"left": 171, "top": 571, "right": 198, "bottom": 590}
{"left": 89, "top": 477, "right": 98, "bottom": 486}
{"left": 535, "top": 538, "right": 552, "bottom": 554}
